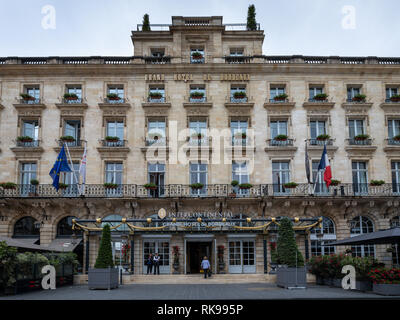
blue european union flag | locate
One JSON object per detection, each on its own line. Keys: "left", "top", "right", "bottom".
{"left": 49, "top": 145, "right": 71, "bottom": 191}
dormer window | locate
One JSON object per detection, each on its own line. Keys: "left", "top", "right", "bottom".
{"left": 151, "top": 48, "right": 165, "bottom": 57}
{"left": 230, "top": 48, "right": 244, "bottom": 56}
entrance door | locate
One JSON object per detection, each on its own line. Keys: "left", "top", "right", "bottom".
{"left": 228, "top": 240, "right": 256, "bottom": 273}
{"left": 186, "top": 242, "right": 212, "bottom": 274}
{"left": 143, "top": 240, "right": 170, "bottom": 274}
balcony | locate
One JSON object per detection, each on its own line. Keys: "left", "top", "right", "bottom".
{"left": 347, "top": 138, "right": 372, "bottom": 145}
{"left": 98, "top": 98, "right": 131, "bottom": 113}
{"left": 308, "top": 138, "right": 334, "bottom": 146}
{"left": 13, "top": 98, "right": 46, "bottom": 112}
{"left": 56, "top": 98, "right": 88, "bottom": 110}
{"left": 265, "top": 139, "right": 297, "bottom": 157}
{"left": 15, "top": 139, "right": 41, "bottom": 148}
{"left": 345, "top": 138, "right": 377, "bottom": 157}
{"left": 303, "top": 98, "right": 335, "bottom": 109}
{"left": 224, "top": 96, "right": 254, "bottom": 112}
{"left": 142, "top": 97, "right": 171, "bottom": 114}
{"left": 264, "top": 98, "right": 296, "bottom": 110}
{"left": 183, "top": 97, "right": 213, "bottom": 113}
{"left": 342, "top": 98, "right": 373, "bottom": 113}
{"left": 384, "top": 138, "right": 400, "bottom": 154}
{"left": 143, "top": 56, "right": 171, "bottom": 64}
{"left": 10, "top": 139, "right": 44, "bottom": 158}
{"left": 380, "top": 98, "right": 400, "bottom": 111}
{"left": 224, "top": 56, "right": 253, "bottom": 64}
{"left": 97, "top": 139, "right": 130, "bottom": 159}
{"left": 267, "top": 139, "right": 294, "bottom": 147}
{"left": 1, "top": 183, "right": 398, "bottom": 199}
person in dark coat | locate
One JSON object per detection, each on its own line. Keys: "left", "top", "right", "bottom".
{"left": 153, "top": 252, "right": 160, "bottom": 275}
{"left": 146, "top": 254, "right": 153, "bottom": 274}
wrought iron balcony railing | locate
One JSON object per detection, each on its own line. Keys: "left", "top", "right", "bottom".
{"left": 190, "top": 57, "right": 205, "bottom": 64}
{"left": 19, "top": 98, "right": 41, "bottom": 104}
{"left": 268, "top": 139, "right": 294, "bottom": 147}
{"left": 189, "top": 96, "right": 207, "bottom": 103}
{"left": 147, "top": 96, "right": 166, "bottom": 103}
{"left": 103, "top": 98, "right": 126, "bottom": 104}
{"left": 63, "top": 98, "right": 84, "bottom": 104}
{"left": 308, "top": 139, "right": 334, "bottom": 146}
{"left": 58, "top": 139, "right": 83, "bottom": 147}
{"left": 1, "top": 183, "right": 398, "bottom": 198}
{"left": 188, "top": 137, "right": 209, "bottom": 146}
{"left": 230, "top": 96, "right": 248, "bottom": 103}
{"left": 16, "top": 140, "right": 40, "bottom": 147}
{"left": 269, "top": 98, "right": 289, "bottom": 103}
{"left": 385, "top": 98, "right": 400, "bottom": 103}
{"left": 145, "top": 137, "right": 167, "bottom": 146}
{"left": 347, "top": 138, "right": 372, "bottom": 146}
{"left": 224, "top": 56, "right": 253, "bottom": 64}
{"left": 101, "top": 140, "right": 127, "bottom": 147}
{"left": 387, "top": 138, "right": 400, "bottom": 145}
{"left": 144, "top": 56, "right": 171, "bottom": 64}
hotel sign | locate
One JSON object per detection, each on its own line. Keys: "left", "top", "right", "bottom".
{"left": 145, "top": 74, "right": 250, "bottom": 81}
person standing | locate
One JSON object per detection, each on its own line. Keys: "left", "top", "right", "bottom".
{"left": 146, "top": 253, "right": 153, "bottom": 275}
{"left": 201, "top": 256, "right": 211, "bottom": 279}
{"left": 153, "top": 252, "right": 160, "bottom": 275}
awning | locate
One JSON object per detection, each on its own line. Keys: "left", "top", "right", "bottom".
{"left": 330, "top": 227, "right": 400, "bottom": 246}
{"left": 0, "top": 236, "right": 43, "bottom": 251}
{"left": 45, "top": 238, "right": 82, "bottom": 252}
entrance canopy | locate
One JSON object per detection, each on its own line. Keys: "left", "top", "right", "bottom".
{"left": 330, "top": 227, "right": 400, "bottom": 246}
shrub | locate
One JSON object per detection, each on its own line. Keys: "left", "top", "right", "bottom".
{"left": 368, "top": 268, "right": 400, "bottom": 284}
{"left": 94, "top": 224, "right": 114, "bottom": 269}
{"left": 142, "top": 14, "right": 151, "bottom": 31}
{"left": 144, "top": 183, "right": 157, "bottom": 189}
{"left": 246, "top": 4, "right": 257, "bottom": 31}
{"left": 316, "top": 134, "right": 330, "bottom": 140}
{"left": 274, "top": 134, "right": 288, "bottom": 141}
{"left": 0, "top": 241, "right": 18, "bottom": 288}
{"left": 30, "top": 179, "right": 39, "bottom": 185}
{"left": 105, "top": 136, "right": 120, "bottom": 142}
{"left": 63, "top": 93, "right": 78, "bottom": 100}
{"left": 370, "top": 180, "right": 385, "bottom": 186}
{"left": 231, "top": 180, "right": 239, "bottom": 187}
{"left": 276, "top": 217, "right": 304, "bottom": 267}
{"left": 352, "top": 94, "right": 366, "bottom": 101}
{"left": 17, "top": 136, "right": 34, "bottom": 142}
{"left": 104, "top": 183, "right": 118, "bottom": 189}
{"left": 233, "top": 91, "right": 246, "bottom": 98}
{"left": 330, "top": 179, "right": 341, "bottom": 186}
{"left": 20, "top": 93, "right": 34, "bottom": 100}
{"left": 0, "top": 182, "right": 17, "bottom": 189}
{"left": 273, "top": 93, "right": 288, "bottom": 100}
{"left": 190, "top": 183, "right": 204, "bottom": 189}
{"left": 239, "top": 183, "right": 253, "bottom": 189}
{"left": 283, "top": 182, "right": 298, "bottom": 188}
{"left": 354, "top": 134, "right": 369, "bottom": 140}
{"left": 313, "top": 93, "right": 328, "bottom": 100}
{"left": 106, "top": 93, "right": 120, "bottom": 100}
{"left": 60, "top": 135, "right": 76, "bottom": 142}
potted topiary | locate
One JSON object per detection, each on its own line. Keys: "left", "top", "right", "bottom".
{"left": 88, "top": 224, "right": 119, "bottom": 290}
{"left": 370, "top": 180, "right": 385, "bottom": 186}
{"left": 313, "top": 93, "right": 328, "bottom": 101}
{"left": 233, "top": 91, "right": 247, "bottom": 100}
{"left": 63, "top": 93, "right": 78, "bottom": 101}
{"left": 144, "top": 183, "right": 157, "bottom": 190}
{"left": 58, "top": 183, "right": 69, "bottom": 190}
{"left": 390, "top": 94, "right": 400, "bottom": 102}
{"left": 273, "top": 93, "right": 288, "bottom": 101}
{"left": 0, "top": 241, "right": 18, "bottom": 295}
{"left": 107, "top": 93, "right": 120, "bottom": 101}
{"left": 352, "top": 94, "right": 366, "bottom": 102}
{"left": 283, "top": 182, "right": 298, "bottom": 189}
{"left": 316, "top": 134, "right": 330, "bottom": 141}
{"left": 190, "top": 91, "right": 204, "bottom": 99}
{"left": 276, "top": 217, "right": 306, "bottom": 288}
{"left": 274, "top": 134, "right": 288, "bottom": 141}
{"left": 229, "top": 180, "right": 239, "bottom": 197}
{"left": 20, "top": 93, "right": 35, "bottom": 101}
{"left": 172, "top": 246, "right": 180, "bottom": 274}
{"left": 60, "top": 136, "right": 76, "bottom": 143}
{"left": 190, "top": 183, "right": 204, "bottom": 190}
{"left": 17, "top": 136, "right": 34, "bottom": 143}
{"left": 191, "top": 52, "right": 203, "bottom": 60}
{"left": 30, "top": 179, "right": 39, "bottom": 186}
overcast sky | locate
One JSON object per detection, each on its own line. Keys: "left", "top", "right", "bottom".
{"left": 0, "top": 0, "right": 399, "bottom": 57}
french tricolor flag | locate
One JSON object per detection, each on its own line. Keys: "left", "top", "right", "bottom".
{"left": 318, "top": 144, "right": 332, "bottom": 187}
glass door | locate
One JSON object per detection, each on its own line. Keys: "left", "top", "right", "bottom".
{"left": 148, "top": 163, "right": 165, "bottom": 197}
{"left": 190, "top": 163, "right": 207, "bottom": 196}
{"left": 352, "top": 161, "right": 368, "bottom": 195}
{"left": 143, "top": 240, "right": 170, "bottom": 274}
{"left": 62, "top": 162, "right": 80, "bottom": 196}
{"left": 228, "top": 240, "right": 256, "bottom": 274}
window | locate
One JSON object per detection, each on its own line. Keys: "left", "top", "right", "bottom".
{"left": 189, "top": 85, "right": 206, "bottom": 102}
{"left": 347, "top": 86, "right": 361, "bottom": 101}
{"left": 391, "top": 216, "right": 400, "bottom": 228}
{"left": 190, "top": 162, "right": 207, "bottom": 195}
{"left": 230, "top": 85, "right": 247, "bottom": 102}
{"left": 310, "top": 217, "right": 336, "bottom": 256}
{"left": 386, "top": 87, "right": 399, "bottom": 101}
{"left": 13, "top": 216, "right": 40, "bottom": 237}
{"left": 20, "top": 120, "right": 39, "bottom": 147}
{"left": 392, "top": 162, "right": 400, "bottom": 194}
{"left": 105, "top": 163, "right": 123, "bottom": 184}
{"left": 231, "top": 119, "right": 248, "bottom": 145}
{"left": 189, "top": 119, "right": 207, "bottom": 144}
{"left": 272, "top": 161, "right": 290, "bottom": 194}
{"left": 228, "top": 240, "right": 256, "bottom": 273}
{"left": 350, "top": 216, "right": 375, "bottom": 257}
{"left": 232, "top": 161, "right": 249, "bottom": 195}
{"left": 107, "top": 85, "right": 124, "bottom": 102}
{"left": 151, "top": 48, "right": 165, "bottom": 57}
{"left": 270, "top": 86, "right": 285, "bottom": 101}
{"left": 63, "top": 120, "right": 81, "bottom": 146}
{"left": 147, "top": 119, "right": 166, "bottom": 145}
{"left": 352, "top": 161, "right": 368, "bottom": 194}
{"left": 143, "top": 240, "right": 170, "bottom": 274}
{"left": 65, "top": 85, "right": 82, "bottom": 103}
{"left": 230, "top": 48, "right": 244, "bottom": 56}
{"left": 348, "top": 119, "right": 365, "bottom": 142}
{"left": 20, "top": 163, "right": 36, "bottom": 185}
{"left": 57, "top": 216, "right": 81, "bottom": 237}
{"left": 270, "top": 120, "right": 288, "bottom": 140}
{"left": 148, "top": 85, "right": 165, "bottom": 102}
{"left": 388, "top": 119, "right": 400, "bottom": 138}
{"left": 312, "top": 161, "right": 329, "bottom": 194}
{"left": 309, "top": 86, "right": 323, "bottom": 100}
{"left": 190, "top": 48, "right": 204, "bottom": 64}
{"left": 24, "top": 86, "right": 40, "bottom": 103}
{"left": 102, "top": 214, "right": 128, "bottom": 232}
{"left": 310, "top": 120, "right": 327, "bottom": 142}
{"left": 148, "top": 162, "right": 165, "bottom": 197}
{"left": 107, "top": 121, "right": 124, "bottom": 140}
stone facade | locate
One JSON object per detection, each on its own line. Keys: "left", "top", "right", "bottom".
{"left": 0, "top": 16, "right": 399, "bottom": 274}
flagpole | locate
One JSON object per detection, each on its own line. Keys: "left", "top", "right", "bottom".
{"left": 64, "top": 142, "right": 81, "bottom": 195}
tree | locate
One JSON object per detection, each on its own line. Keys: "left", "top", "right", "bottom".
{"left": 0, "top": 241, "right": 17, "bottom": 289}
{"left": 246, "top": 4, "right": 257, "bottom": 31}
{"left": 94, "top": 224, "right": 114, "bottom": 268}
{"left": 276, "top": 217, "right": 304, "bottom": 267}
{"left": 142, "top": 14, "right": 151, "bottom": 31}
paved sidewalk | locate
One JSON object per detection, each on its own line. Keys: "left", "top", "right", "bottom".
{"left": 1, "top": 283, "right": 399, "bottom": 300}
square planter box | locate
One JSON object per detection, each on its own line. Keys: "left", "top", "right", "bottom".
{"left": 354, "top": 280, "right": 372, "bottom": 292}
{"left": 88, "top": 268, "right": 119, "bottom": 290}
{"left": 332, "top": 278, "right": 342, "bottom": 288}
{"left": 373, "top": 283, "right": 400, "bottom": 296}
{"left": 277, "top": 266, "right": 307, "bottom": 288}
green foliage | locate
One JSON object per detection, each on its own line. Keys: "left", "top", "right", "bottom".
{"left": 0, "top": 182, "right": 17, "bottom": 189}
{"left": 370, "top": 180, "right": 385, "bottom": 186}
{"left": 313, "top": 93, "right": 328, "bottom": 100}
{"left": 270, "top": 242, "right": 278, "bottom": 263}
{"left": 276, "top": 217, "right": 304, "bottom": 267}
{"left": 273, "top": 93, "right": 288, "bottom": 100}
{"left": 105, "top": 136, "right": 120, "bottom": 141}
{"left": 17, "top": 136, "right": 34, "bottom": 142}
{"left": 94, "top": 224, "right": 114, "bottom": 269}
{"left": 104, "top": 183, "right": 118, "bottom": 189}
{"left": 63, "top": 93, "right": 78, "bottom": 99}
{"left": 239, "top": 183, "right": 253, "bottom": 189}
{"left": 330, "top": 179, "right": 341, "bottom": 186}
{"left": 30, "top": 179, "right": 39, "bottom": 185}
{"left": 142, "top": 14, "right": 151, "bottom": 31}
{"left": 283, "top": 182, "right": 298, "bottom": 188}
{"left": 190, "top": 91, "right": 204, "bottom": 97}
{"left": 0, "top": 241, "right": 18, "bottom": 288}
{"left": 274, "top": 134, "right": 288, "bottom": 141}
{"left": 144, "top": 183, "right": 157, "bottom": 189}
{"left": 60, "top": 135, "right": 76, "bottom": 141}
{"left": 316, "top": 134, "right": 331, "bottom": 140}
{"left": 43, "top": 252, "right": 79, "bottom": 267}
{"left": 233, "top": 91, "right": 247, "bottom": 98}
{"left": 246, "top": 4, "right": 257, "bottom": 31}
{"left": 352, "top": 94, "right": 366, "bottom": 101}
{"left": 354, "top": 134, "right": 369, "bottom": 140}
{"left": 16, "top": 252, "right": 49, "bottom": 277}
{"left": 368, "top": 268, "right": 400, "bottom": 284}
{"left": 190, "top": 183, "right": 204, "bottom": 189}
{"left": 20, "top": 93, "right": 34, "bottom": 100}
{"left": 230, "top": 180, "right": 239, "bottom": 187}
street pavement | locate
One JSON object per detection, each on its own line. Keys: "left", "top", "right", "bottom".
{"left": 1, "top": 283, "right": 399, "bottom": 300}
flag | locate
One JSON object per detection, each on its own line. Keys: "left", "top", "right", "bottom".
{"left": 305, "top": 141, "right": 311, "bottom": 183}
{"left": 318, "top": 144, "right": 332, "bottom": 187}
{"left": 49, "top": 145, "right": 71, "bottom": 191}
{"left": 79, "top": 143, "right": 87, "bottom": 195}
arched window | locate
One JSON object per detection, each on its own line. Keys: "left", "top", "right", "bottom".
{"left": 57, "top": 216, "right": 82, "bottom": 237}
{"left": 102, "top": 214, "right": 128, "bottom": 232}
{"left": 13, "top": 216, "right": 40, "bottom": 237}
{"left": 350, "top": 216, "right": 375, "bottom": 257}
{"left": 310, "top": 216, "right": 336, "bottom": 256}
{"left": 390, "top": 216, "right": 400, "bottom": 228}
